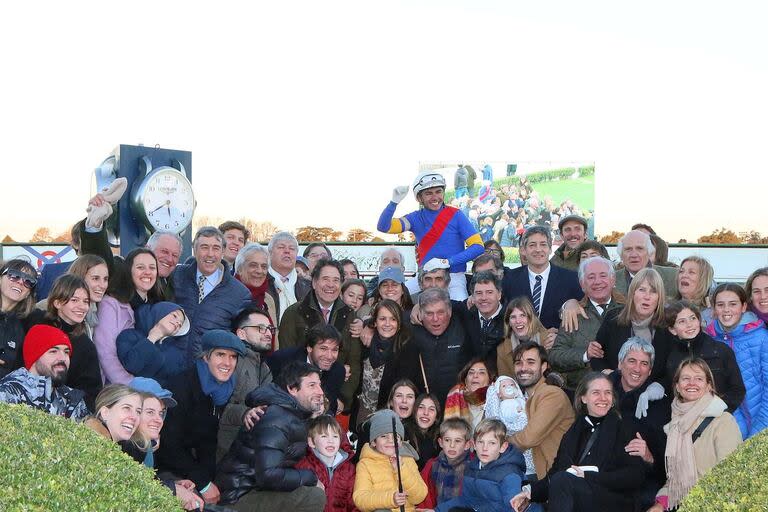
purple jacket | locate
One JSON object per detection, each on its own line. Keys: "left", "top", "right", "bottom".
{"left": 93, "top": 295, "right": 135, "bottom": 384}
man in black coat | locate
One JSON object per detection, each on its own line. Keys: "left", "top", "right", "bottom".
{"left": 611, "top": 337, "right": 671, "bottom": 509}
{"left": 501, "top": 226, "right": 583, "bottom": 329}
{"left": 156, "top": 330, "right": 247, "bottom": 506}
{"left": 216, "top": 361, "right": 326, "bottom": 512}
{"left": 455, "top": 270, "right": 505, "bottom": 360}
{"left": 399, "top": 287, "right": 470, "bottom": 406}
{"left": 267, "top": 324, "right": 346, "bottom": 414}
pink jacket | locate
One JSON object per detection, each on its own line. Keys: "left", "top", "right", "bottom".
{"left": 93, "top": 295, "right": 135, "bottom": 384}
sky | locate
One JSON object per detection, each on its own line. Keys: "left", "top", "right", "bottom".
{"left": 1, "top": 1, "right": 766, "bottom": 243}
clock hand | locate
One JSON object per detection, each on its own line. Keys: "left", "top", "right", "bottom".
{"left": 150, "top": 204, "right": 165, "bottom": 214}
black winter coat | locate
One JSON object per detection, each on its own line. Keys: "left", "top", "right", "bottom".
{"left": 591, "top": 308, "right": 673, "bottom": 383}
{"left": 531, "top": 410, "right": 646, "bottom": 510}
{"left": 611, "top": 371, "right": 670, "bottom": 489}
{"left": 0, "top": 311, "right": 26, "bottom": 378}
{"left": 216, "top": 383, "right": 317, "bottom": 504}
{"left": 664, "top": 331, "right": 745, "bottom": 413}
{"left": 155, "top": 367, "right": 226, "bottom": 489}
{"left": 19, "top": 310, "right": 103, "bottom": 411}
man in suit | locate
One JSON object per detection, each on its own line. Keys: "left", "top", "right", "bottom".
{"left": 267, "top": 231, "right": 312, "bottom": 321}
{"left": 455, "top": 271, "right": 506, "bottom": 360}
{"left": 614, "top": 230, "right": 678, "bottom": 299}
{"left": 501, "top": 226, "right": 583, "bottom": 330}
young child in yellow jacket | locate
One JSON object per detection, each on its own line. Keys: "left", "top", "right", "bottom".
{"left": 353, "top": 409, "right": 427, "bottom": 512}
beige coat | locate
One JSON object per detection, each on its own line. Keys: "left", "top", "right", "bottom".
{"left": 657, "top": 404, "right": 742, "bottom": 499}
{"left": 508, "top": 378, "right": 575, "bottom": 478}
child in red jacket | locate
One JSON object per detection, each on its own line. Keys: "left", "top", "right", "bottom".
{"left": 418, "top": 417, "right": 473, "bottom": 510}
{"left": 296, "top": 415, "right": 358, "bottom": 512}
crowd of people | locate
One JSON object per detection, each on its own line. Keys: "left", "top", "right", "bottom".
{"left": 0, "top": 170, "right": 765, "bottom": 512}
{"left": 449, "top": 163, "right": 594, "bottom": 249}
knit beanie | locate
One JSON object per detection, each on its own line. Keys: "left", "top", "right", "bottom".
{"left": 23, "top": 325, "right": 72, "bottom": 369}
{"left": 369, "top": 409, "right": 405, "bottom": 442}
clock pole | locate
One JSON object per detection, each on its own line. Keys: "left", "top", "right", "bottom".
{"left": 97, "top": 144, "right": 194, "bottom": 262}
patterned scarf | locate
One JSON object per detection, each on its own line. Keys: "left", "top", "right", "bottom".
{"left": 432, "top": 450, "right": 471, "bottom": 503}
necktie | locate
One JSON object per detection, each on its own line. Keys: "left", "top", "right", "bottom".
{"left": 597, "top": 303, "right": 608, "bottom": 316}
{"left": 321, "top": 307, "right": 330, "bottom": 324}
{"left": 532, "top": 275, "right": 542, "bottom": 316}
{"left": 198, "top": 274, "right": 206, "bottom": 304}
{"left": 481, "top": 317, "right": 492, "bottom": 335}
{"left": 281, "top": 275, "right": 289, "bottom": 284}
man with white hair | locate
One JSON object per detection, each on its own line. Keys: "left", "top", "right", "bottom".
{"left": 366, "top": 247, "right": 406, "bottom": 296}
{"left": 615, "top": 230, "right": 678, "bottom": 299}
{"left": 549, "top": 256, "right": 624, "bottom": 390}
{"left": 377, "top": 170, "right": 484, "bottom": 300}
{"left": 267, "top": 231, "right": 312, "bottom": 320}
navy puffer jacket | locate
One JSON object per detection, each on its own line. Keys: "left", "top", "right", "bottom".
{"left": 216, "top": 383, "right": 317, "bottom": 504}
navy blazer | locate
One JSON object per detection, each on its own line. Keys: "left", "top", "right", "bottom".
{"left": 266, "top": 346, "right": 345, "bottom": 414}
{"left": 501, "top": 264, "right": 583, "bottom": 329}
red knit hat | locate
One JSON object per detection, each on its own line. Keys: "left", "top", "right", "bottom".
{"left": 23, "top": 325, "right": 72, "bottom": 369}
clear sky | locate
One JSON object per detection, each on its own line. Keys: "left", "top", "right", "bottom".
{"left": 1, "top": 1, "right": 766, "bottom": 243}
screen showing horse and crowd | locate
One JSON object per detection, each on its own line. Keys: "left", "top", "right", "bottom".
{"left": 0, "top": 165, "right": 763, "bottom": 512}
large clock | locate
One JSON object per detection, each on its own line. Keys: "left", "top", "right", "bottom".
{"left": 130, "top": 156, "right": 195, "bottom": 234}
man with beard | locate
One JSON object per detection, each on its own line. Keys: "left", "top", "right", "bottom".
{"left": 267, "top": 324, "right": 346, "bottom": 414}
{"left": 0, "top": 324, "right": 89, "bottom": 420}
{"left": 216, "top": 361, "right": 326, "bottom": 512}
{"left": 507, "top": 341, "right": 574, "bottom": 482}
{"left": 550, "top": 215, "right": 588, "bottom": 271}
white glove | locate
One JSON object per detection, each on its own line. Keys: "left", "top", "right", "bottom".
{"left": 635, "top": 382, "right": 665, "bottom": 419}
{"left": 422, "top": 258, "right": 450, "bottom": 272}
{"left": 392, "top": 186, "right": 409, "bottom": 204}
{"left": 86, "top": 177, "right": 128, "bottom": 229}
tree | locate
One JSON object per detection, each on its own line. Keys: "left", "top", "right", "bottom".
{"left": 1, "top": 235, "right": 14, "bottom": 243}
{"left": 739, "top": 231, "right": 768, "bottom": 245}
{"left": 52, "top": 230, "right": 72, "bottom": 244}
{"left": 295, "top": 226, "right": 342, "bottom": 242}
{"left": 599, "top": 231, "right": 625, "bottom": 244}
{"left": 248, "top": 221, "right": 280, "bottom": 242}
{"left": 30, "top": 227, "right": 53, "bottom": 243}
{"left": 698, "top": 228, "right": 740, "bottom": 244}
{"left": 346, "top": 228, "right": 374, "bottom": 242}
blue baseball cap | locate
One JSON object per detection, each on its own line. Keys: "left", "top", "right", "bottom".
{"left": 378, "top": 266, "right": 405, "bottom": 285}
{"left": 129, "top": 377, "right": 177, "bottom": 408}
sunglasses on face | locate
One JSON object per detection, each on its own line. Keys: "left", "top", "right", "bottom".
{"left": 2, "top": 269, "right": 37, "bottom": 289}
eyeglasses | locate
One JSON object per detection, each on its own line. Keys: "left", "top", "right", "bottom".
{"left": 2, "top": 269, "right": 37, "bottom": 289}
{"left": 242, "top": 324, "right": 276, "bottom": 334}
{"left": 485, "top": 249, "right": 502, "bottom": 256}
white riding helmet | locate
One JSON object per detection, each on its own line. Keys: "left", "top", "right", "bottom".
{"left": 412, "top": 171, "right": 446, "bottom": 199}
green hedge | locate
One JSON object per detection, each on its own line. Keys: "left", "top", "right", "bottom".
{"left": 679, "top": 429, "right": 768, "bottom": 511}
{"left": 578, "top": 165, "right": 594, "bottom": 177}
{"left": 0, "top": 403, "right": 181, "bottom": 511}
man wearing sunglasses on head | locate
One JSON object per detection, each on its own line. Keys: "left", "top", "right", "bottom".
{"left": 0, "top": 260, "right": 39, "bottom": 378}
{"left": 217, "top": 306, "right": 276, "bottom": 460}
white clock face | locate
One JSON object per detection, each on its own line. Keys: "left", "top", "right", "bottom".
{"left": 141, "top": 169, "right": 195, "bottom": 233}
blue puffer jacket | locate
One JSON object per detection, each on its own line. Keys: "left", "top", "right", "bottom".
{"left": 116, "top": 302, "right": 189, "bottom": 388}
{"left": 706, "top": 312, "right": 768, "bottom": 439}
{"left": 437, "top": 445, "right": 530, "bottom": 512}
{"left": 172, "top": 261, "right": 251, "bottom": 368}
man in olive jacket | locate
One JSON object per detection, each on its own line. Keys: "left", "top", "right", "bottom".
{"left": 550, "top": 257, "right": 624, "bottom": 390}
{"left": 278, "top": 259, "right": 360, "bottom": 410}
{"left": 216, "top": 361, "right": 325, "bottom": 512}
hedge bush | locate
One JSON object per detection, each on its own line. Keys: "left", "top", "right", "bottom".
{"left": 578, "top": 165, "right": 594, "bottom": 177}
{"left": 679, "top": 429, "right": 768, "bottom": 511}
{"left": 0, "top": 403, "right": 181, "bottom": 511}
